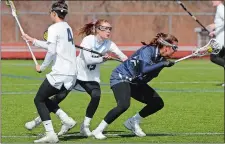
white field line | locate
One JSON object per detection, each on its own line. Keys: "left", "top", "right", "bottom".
{"left": 2, "top": 132, "right": 224, "bottom": 138}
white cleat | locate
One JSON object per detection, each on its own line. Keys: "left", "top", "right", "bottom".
{"left": 222, "top": 83, "right": 224, "bottom": 87}
{"left": 34, "top": 132, "right": 59, "bottom": 143}
{"left": 58, "top": 117, "right": 76, "bottom": 136}
{"left": 124, "top": 118, "right": 146, "bottom": 137}
{"left": 92, "top": 130, "right": 107, "bottom": 140}
{"left": 25, "top": 120, "right": 41, "bottom": 131}
{"left": 80, "top": 123, "right": 92, "bottom": 137}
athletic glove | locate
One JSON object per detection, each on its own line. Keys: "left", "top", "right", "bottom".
{"left": 163, "top": 60, "right": 175, "bottom": 67}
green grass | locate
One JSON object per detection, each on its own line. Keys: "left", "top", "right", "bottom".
{"left": 1, "top": 60, "right": 224, "bottom": 143}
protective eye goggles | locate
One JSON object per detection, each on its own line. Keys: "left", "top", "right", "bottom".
{"left": 97, "top": 25, "right": 113, "bottom": 31}
{"left": 171, "top": 45, "right": 178, "bottom": 51}
{"left": 158, "top": 38, "right": 178, "bottom": 51}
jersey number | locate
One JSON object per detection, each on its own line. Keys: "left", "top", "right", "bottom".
{"left": 131, "top": 57, "right": 140, "bottom": 74}
{"left": 87, "top": 65, "right": 96, "bottom": 71}
{"left": 67, "top": 28, "right": 74, "bottom": 45}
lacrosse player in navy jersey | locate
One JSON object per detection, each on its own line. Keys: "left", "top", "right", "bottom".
{"left": 22, "top": 0, "right": 77, "bottom": 143}
{"left": 92, "top": 32, "right": 178, "bottom": 139}
{"left": 24, "top": 19, "right": 127, "bottom": 137}
{"left": 207, "top": 0, "right": 224, "bottom": 86}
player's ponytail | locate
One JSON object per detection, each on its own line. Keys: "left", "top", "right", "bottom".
{"left": 141, "top": 32, "right": 178, "bottom": 49}
{"left": 51, "top": 0, "right": 68, "bottom": 20}
{"left": 78, "top": 21, "right": 96, "bottom": 36}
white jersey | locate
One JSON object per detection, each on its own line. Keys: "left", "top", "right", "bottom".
{"left": 214, "top": 3, "right": 224, "bottom": 47}
{"left": 76, "top": 35, "right": 127, "bottom": 83}
{"left": 39, "top": 22, "right": 77, "bottom": 90}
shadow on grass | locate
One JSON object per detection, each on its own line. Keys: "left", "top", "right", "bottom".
{"left": 55, "top": 131, "right": 175, "bottom": 140}
{"left": 215, "top": 82, "right": 224, "bottom": 86}
{"left": 118, "top": 133, "right": 174, "bottom": 137}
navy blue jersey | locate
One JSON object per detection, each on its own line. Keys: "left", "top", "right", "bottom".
{"left": 110, "top": 45, "right": 166, "bottom": 87}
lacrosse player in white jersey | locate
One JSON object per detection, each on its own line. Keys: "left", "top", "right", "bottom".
{"left": 23, "top": 18, "right": 127, "bottom": 137}
{"left": 207, "top": 1, "right": 224, "bottom": 86}
{"left": 22, "top": 0, "right": 77, "bottom": 143}
{"left": 73, "top": 19, "right": 127, "bottom": 136}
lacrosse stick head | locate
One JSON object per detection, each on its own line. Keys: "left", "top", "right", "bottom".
{"left": 6, "top": 0, "right": 17, "bottom": 17}
{"left": 5, "top": 0, "right": 10, "bottom": 6}
{"left": 43, "top": 30, "right": 48, "bottom": 41}
{"left": 193, "top": 39, "right": 222, "bottom": 56}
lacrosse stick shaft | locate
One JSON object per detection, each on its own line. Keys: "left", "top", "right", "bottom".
{"left": 176, "top": 0, "right": 210, "bottom": 33}
{"left": 15, "top": 16, "right": 38, "bottom": 65}
{"left": 175, "top": 54, "right": 194, "bottom": 63}
{"left": 75, "top": 45, "right": 123, "bottom": 62}
{"left": 14, "top": 16, "right": 24, "bottom": 34}
{"left": 75, "top": 44, "right": 104, "bottom": 56}
{"left": 8, "top": 1, "right": 38, "bottom": 65}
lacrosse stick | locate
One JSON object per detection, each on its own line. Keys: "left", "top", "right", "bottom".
{"left": 6, "top": 0, "right": 38, "bottom": 65}
{"left": 132, "top": 39, "right": 222, "bottom": 82}
{"left": 43, "top": 29, "right": 123, "bottom": 62}
{"left": 175, "top": 0, "right": 210, "bottom": 33}
{"left": 75, "top": 45, "right": 123, "bottom": 62}
{"left": 175, "top": 39, "right": 222, "bottom": 63}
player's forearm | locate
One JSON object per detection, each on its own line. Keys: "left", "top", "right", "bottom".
{"left": 40, "top": 43, "right": 56, "bottom": 71}
{"left": 83, "top": 51, "right": 104, "bottom": 65}
{"left": 33, "top": 39, "right": 49, "bottom": 50}
{"left": 142, "top": 62, "right": 164, "bottom": 74}
{"left": 85, "top": 56, "right": 104, "bottom": 65}
{"left": 40, "top": 52, "right": 54, "bottom": 71}
{"left": 112, "top": 48, "right": 128, "bottom": 61}
{"left": 215, "top": 23, "right": 224, "bottom": 35}
{"left": 110, "top": 44, "right": 128, "bottom": 61}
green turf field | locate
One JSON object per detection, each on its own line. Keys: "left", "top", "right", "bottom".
{"left": 1, "top": 60, "right": 224, "bottom": 143}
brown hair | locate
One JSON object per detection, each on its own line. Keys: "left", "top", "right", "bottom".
{"left": 141, "top": 32, "right": 178, "bottom": 49}
{"left": 51, "top": 0, "right": 68, "bottom": 20}
{"left": 78, "top": 19, "right": 110, "bottom": 36}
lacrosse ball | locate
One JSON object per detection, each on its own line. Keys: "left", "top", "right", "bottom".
{"left": 208, "top": 47, "right": 213, "bottom": 53}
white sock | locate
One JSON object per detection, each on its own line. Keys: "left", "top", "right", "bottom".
{"left": 43, "top": 120, "right": 54, "bottom": 133}
{"left": 95, "top": 120, "right": 108, "bottom": 132}
{"left": 55, "top": 109, "right": 70, "bottom": 122}
{"left": 132, "top": 113, "right": 143, "bottom": 123}
{"left": 84, "top": 116, "right": 92, "bottom": 126}
{"left": 34, "top": 116, "right": 42, "bottom": 125}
